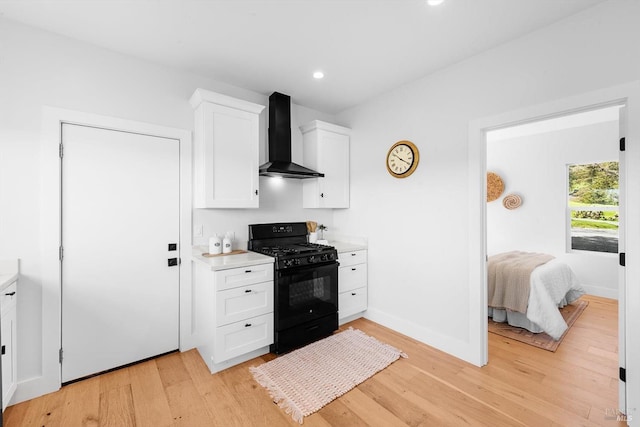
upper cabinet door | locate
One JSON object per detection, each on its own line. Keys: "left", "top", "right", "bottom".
{"left": 191, "top": 89, "right": 265, "bottom": 208}
{"left": 301, "top": 120, "right": 351, "bottom": 209}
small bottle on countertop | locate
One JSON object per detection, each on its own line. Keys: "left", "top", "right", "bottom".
{"left": 209, "top": 234, "right": 222, "bottom": 255}
{"left": 222, "top": 233, "right": 232, "bottom": 254}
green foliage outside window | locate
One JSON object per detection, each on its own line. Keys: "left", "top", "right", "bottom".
{"left": 568, "top": 162, "right": 619, "bottom": 206}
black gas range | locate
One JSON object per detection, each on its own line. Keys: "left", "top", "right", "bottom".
{"left": 248, "top": 222, "right": 339, "bottom": 354}
{"left": 256, "top": 242, "right": 337, "bottom": 269}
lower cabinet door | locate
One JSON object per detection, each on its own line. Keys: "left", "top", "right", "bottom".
{"left": 213, "top": 313, "right": 273, "bottom": 364}
{"left": 339, "top": 287, "right": 368, "bottom": 320}
{"left": 1, "top": 307, "right": 17, "bottom": 410}
{"left": 216, "top": 281, "right": 273, "bottom": 327}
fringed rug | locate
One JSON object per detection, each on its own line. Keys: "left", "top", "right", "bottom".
{"left": 250, "top": 327, "right": 407, "bottom": 424}
{"left": 489, "top": 299, "right": 588, "bottom": 352}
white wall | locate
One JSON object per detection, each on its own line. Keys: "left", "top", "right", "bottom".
{"left": 487, "top": 120, "right": 619, "bottom": 298}
{"left": 335, "top": 0, "right": 640, "bottom": 363}
{"left": 0, "top": 18, "right": 335, "bottom": 403}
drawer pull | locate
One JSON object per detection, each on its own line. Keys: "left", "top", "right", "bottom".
{"left": 351, "top": 292, "right": 357, "bottom": 296}
{"left": 4, "top": 291, "right": 16, "bottom": 296}
{"left": 244, "top": 323, "right": 252, "bottom": 328}
{"left": 351, "top": 253, "right": 356, "bottom": 256}
{"left": 245, "top": 270, "right": 252, "bottom": 273}
{"left": 1, "top": 345, "right": 4, "bottom": 355}
{"left": 351, "top": 268, "right": 356, "bottom": 271}
{"left": 245, "top": 289, "right": 252, "bottom": 293}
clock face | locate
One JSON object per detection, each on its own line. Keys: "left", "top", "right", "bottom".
{"left": 386, "top": 140, "right": 419, "bottom": 178}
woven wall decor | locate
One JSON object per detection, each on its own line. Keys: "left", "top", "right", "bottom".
{"left": 503, "top": 194, "right": 522, "bottom": 210}
{"left": 487, "top": 172, "right": 505, "bottom": 202}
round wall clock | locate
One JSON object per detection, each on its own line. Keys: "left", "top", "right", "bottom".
{"left": 386, "top": 140, "right": 419, "bottom": 178}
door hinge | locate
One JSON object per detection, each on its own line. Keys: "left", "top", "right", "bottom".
{"left": 620, "top": 367, "right": 626, "bottom": 382}
{"left": 620, "top": 252, "right": 626, "bottom": 267}
{"left": 620, "top": 137, "right": 626, "bottom": 152}
{"left": 59, "top": 348, "right": 64, "bottom": 364}
{"left": 59, "top": 143, "right": 64, "bottom": 158}
{"left": 59, "top": 246, "right": 64, "bottom": 261}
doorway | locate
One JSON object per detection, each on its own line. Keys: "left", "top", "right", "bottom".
{"left": 468, "top": 90, "right": 634, "bottom": 416}
{"left": 485, "top": 106, "right": 621, "bottom": 298}
{"left": 61, "top": 123, "right": 181, "bottom": 383}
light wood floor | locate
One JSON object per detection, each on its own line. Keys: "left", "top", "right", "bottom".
{"left": 5, "top": 295, "right": 624, "bottom": 426}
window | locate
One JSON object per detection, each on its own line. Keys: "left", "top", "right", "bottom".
{"left": 568, "top": 162, "right": 618, "bottom": 253}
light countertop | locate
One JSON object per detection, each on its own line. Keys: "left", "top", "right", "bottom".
{"left": 192, "top": 246, "right": 274, "bottom": 271}
{"left": 330, "top": 241, "right": 368, "bottom": 253}
{"left": 0, "top": 259, "right": 19, "bottom": 291}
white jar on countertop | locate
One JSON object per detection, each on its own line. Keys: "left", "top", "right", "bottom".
{"left": 209, "top": 234, "right": 222, "bottom": 255}
{"left": 222, "top": 233, "right": 232, "bottom": 253}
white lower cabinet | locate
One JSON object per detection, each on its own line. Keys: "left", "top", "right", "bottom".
{"left": 193, "top": 261, "right": 274, "bottom": 373}
{"left": 213, "top": 313, "right": 273, "bottom": 364}
{"left": 338, "top": 250, "right": 368, "bottom": 323}
{"left": 1, "top": 280, "right": 17, "bottom": 410}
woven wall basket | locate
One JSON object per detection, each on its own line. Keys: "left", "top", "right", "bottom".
{"left": 503, "top": 194, "right": 522, "bottom": 210}
{"left": 487, "top": 172, "right": 505, "bottom": 202}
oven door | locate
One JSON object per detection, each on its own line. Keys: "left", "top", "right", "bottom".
{"left": 275, "top": 262, "right": 338, "bottom": 331}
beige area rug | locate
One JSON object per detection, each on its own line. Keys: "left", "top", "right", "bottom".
{"left": 489, "top": 300, "right": 589, "bottom": 352}
{"left": 249, "top": 327, "right": 407, "bottom": 424}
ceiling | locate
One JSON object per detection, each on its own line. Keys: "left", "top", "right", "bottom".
{"left": 0, "top": 0, "right": 607, "bottom": 114}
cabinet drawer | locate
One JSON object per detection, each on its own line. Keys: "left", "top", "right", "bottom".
{"left": 339, "top": 264, "right": 367, "bottom": 293}
{"left": 216, "top": 281, "right": 274, "bottom": 326}
{"left": 338, "top": 250, "right": 367, "bottom": 267}
{"left": 213, "top": 313, "right": 273, "bottom": 364}
{"left": 214, "top": 263, "right": 273, "bottom": 291}
{"left": 339, "top": 287, "right": 367, "bottom": 319}
{"left": 1, "top": 281, "right": 17, "bottom": 312}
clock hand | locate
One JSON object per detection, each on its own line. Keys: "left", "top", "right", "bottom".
{"left": 392, "top": 153, "right": 410, "bottom": 165}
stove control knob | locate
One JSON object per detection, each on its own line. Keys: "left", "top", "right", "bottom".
{"left": 321, "top": 253, "right": 329, "bottom": 261}
{"left": 294, "top": 258, "right": 302, "bottom": 265}
{"left": 308, "top": 255, "right": 316, "bottom": 263}
{"left": 283, "top": 259, "right": 293, "bottom": 268}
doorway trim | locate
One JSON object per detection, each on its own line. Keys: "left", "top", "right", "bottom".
{"left": 15, "top": 107, "right": 192, "bottom": 404}
{"left": 468, "top": 81, "right": 640, "bottom": 420}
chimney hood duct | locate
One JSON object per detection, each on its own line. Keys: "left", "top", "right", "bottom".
{"left": 259, "top": 92, "right": 324, "bottom": 179}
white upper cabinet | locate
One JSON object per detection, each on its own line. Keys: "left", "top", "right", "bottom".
{"left": 190, "top": 89, "right": 265, "bottom": 208}
{"left": 300, "top": 120, "right": 351, "bottom": 209}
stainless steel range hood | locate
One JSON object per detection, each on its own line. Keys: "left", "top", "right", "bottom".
{"left": 259, "top": 92, "right": 324, "bottom": 179}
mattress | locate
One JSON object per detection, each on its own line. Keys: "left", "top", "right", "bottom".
{"left": 488, "top": 258, "right": 585, "bottom": 339}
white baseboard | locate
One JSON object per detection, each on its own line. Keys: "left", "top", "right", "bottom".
{"left": 11, "top": 375, "right": 60, "bottom": 407}
{"left": 582, "top": 285, "right": 618, "bottom": 300}
{"left": 363, "top": 307, "right": 480, "bottom": 367}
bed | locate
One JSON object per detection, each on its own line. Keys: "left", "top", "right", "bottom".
{"left": 488, "top": 251, "right": 585, "bottom": 340}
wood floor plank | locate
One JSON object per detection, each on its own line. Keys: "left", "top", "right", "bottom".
{"left": 163, "top": 379, "right": 214, "bottom": 426}
{"left": 128, "top": 359, "right": 173, "bottom": 427}
{"left": 315, "top": 398, "right": 369, "bottom": 426}
{"left": 181, "top": 350, "right": 255, "bottom": 427}
{"left": 99, "top": 385, "right": 135, "bottom": 427}
{"left": 360, "top": 367, "right": 477, "bottom": 426}
{"left": 4, "top": 294, "right": 625, "bottom": 427}
{"left": 337, "top": 386, "right": 406, "bottom": 427}
{"left": 220, "top": 360, "right": 299, "bottom": 427}
{"left": 58, "top": 376, "right": 100, "bottom": 427}
{"left": 99, "top": 367, "right": 131, "bottom": 394}
{"left": 155, "top": 351, "right": 191, "bottom": 389}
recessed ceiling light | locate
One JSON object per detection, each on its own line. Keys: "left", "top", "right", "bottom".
{"left": 313, "top": 71, "right": 324, "bottom": 79}
{"left": 427, "top": 0, "right": 444, "bottom": 5}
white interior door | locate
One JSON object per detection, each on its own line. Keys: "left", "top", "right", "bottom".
{"left": 61, "top": 123, "right": 180, "bottom": 383}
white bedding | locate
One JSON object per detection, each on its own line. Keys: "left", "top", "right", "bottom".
{"left": 489, "top": 259, "right": 585, "bottom": 340}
